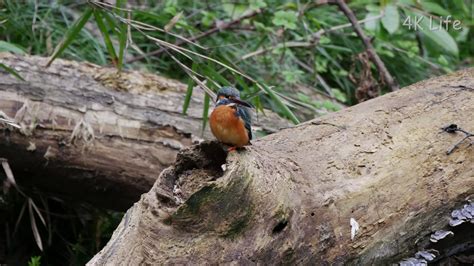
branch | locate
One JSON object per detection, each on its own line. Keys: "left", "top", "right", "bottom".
{"left": 334, "top": 0, "right": 399, "bottom": 91}
{"left": 126, "top": 9, "right": 262, "bottom": 63}
{"left": 310, "top": 12, "right": 384, "bottom": 43}
{"left": 442, "top": 124, "right": 474, "bottom": 155}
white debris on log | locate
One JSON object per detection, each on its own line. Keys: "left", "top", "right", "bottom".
{"left": 449, "top": 202, "right": 474, "bottom": 227}
{"left": 400, "top": 201, "right": 474, "bottom": 265}
{"left": 399, "top": 250, "right": 438, "bottom": 266}
{"left": 429, "top": 230, "right": 453, "bottom": 243}
{"left": 350, "top": 217, "right": 359, "bottom": 240}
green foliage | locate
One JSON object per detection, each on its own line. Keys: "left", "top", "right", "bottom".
{"left": 202, "top": 93, "right": 210, "bottom": 134}
{"left": 411, "top": 13, "right": 458, "bottom": 56}
{"left": 47, "top": 7, "right": 94, "bottom": 66}
{"left": 93, "top": 9, "right": 118, "bottom": 66}
{"left": 381, "top": 4, "right": 399, "bottom": 34}
{"left": 182, "top": 79, "right": 194, "bottom": 115}
{"left": 2, "top": 0, "right": 471, "bottom": 122}
{"left": 0, "top": 40, "right": 25, "bottom": 80}
{"left": 0, "top": 40, "right": 26, "bottom": 54}
{"left": 28, "top": 256, "right": 41, "bottom": 266}
{"left": 272, "top": 11, "right": 298, "bottom": 30}
{"left": 0, "top": 1, "right": 107, "bottom": 64}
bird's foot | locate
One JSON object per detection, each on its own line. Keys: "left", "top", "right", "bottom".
{"left": 227, "top": 146, "right": 237, "bottom": 152}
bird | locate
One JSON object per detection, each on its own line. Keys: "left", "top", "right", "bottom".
{"left": 209, "top": 87, "right": 253, "bottom": 151}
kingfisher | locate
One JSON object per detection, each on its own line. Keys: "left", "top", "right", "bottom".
{"left": 209, "top": 87, "right": 253, "bottom": 151}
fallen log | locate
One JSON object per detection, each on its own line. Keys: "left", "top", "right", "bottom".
{"left": 0, "top": 53, "right": 290, "bottom": 210}
{"left": 89, "top": 68, "right": 473, "bottom": 264}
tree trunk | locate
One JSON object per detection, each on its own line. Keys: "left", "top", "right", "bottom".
{"left": 0, "top": 53, "right": 290, "bottom": 210}
{"left": 89, "top": 68, "right": 473, "bottom": 264}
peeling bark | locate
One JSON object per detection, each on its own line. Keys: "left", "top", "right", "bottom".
{"left": 89, "top": 69, "right": 473, "bottom": 264}
{"left": 0, "top": 53, "right": 290, "bottom": 210}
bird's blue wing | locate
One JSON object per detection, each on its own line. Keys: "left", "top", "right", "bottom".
{"left": 237, "top": 106, "right": 252, "bottom": 140}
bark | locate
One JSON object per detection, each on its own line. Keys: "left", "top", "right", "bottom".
{"left": 89, "top": 68, "right": 473, "bottom": 264}
{"left": 0, "top": 53, "right": 290, "bottom": 210}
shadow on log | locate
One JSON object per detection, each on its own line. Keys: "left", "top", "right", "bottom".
{"left": 0, "top": 53, "right": 290, "bottom": 211}
{"left": 89, "top": 68, "right": 473, "bottom": 264}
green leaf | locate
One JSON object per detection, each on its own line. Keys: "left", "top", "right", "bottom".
{"left": 201, "top": 93, "right": 210, "bottom": 135}
{"left": 319, "top": 36, "right": 331, "bottom": 45}
{"left": 222, "top": 3, "right": 248, "bottom": 19}
{"left": 0, "top": 63, "right": 25, "bottom": 81}
{"left": 0, "top": 41, "right": 25, "bottom": 54}
{"left": 315, "top": 59, "right": 328, "bottom": 72}
{"left": 418, "top": 15, "right": 459, "bottom": 56}
{"left": 93, "top": 10, "right": 118, "bottom": 66}
{"left": 437, "top": 55, "right": 449, "bottom": 66}
{"left": 282, "top": 69, "right": 304, "bottom": 84}
{"left": 164, "top": 0, "right": 178, "bottom": 15}
{"left": 381, "top": 4, "right": 399, "bottom": 34}
{"left": 260, "top": 84, "right": 300, "bottom": 124}
{"left": 182, "top": 79, "right": 194, "bottom": 115}
{"left": 28, "top": 256, "right": 41, "bottom": 266}
{"left": 249, "top": 0, "right": 267, "bottom": 10}
{"left": 420, "top": 2, "right": 450, "bottom": 16}
{"left": 47, "top": 7, "right": 93, "bottom": 67}
{"left": 202, "top": 64, "right": 231, "bottom": 86}
{"left": 322, "top": 100, "right": 341, "bottom": 112}
{"left": 272, "top": 11, "right": 298, "bottom": 30}
{"left": 102, "top": 11, "right": 119, "bottom": 31}
{"left": 366, "top": 5, "right": 380, "bottom": 12}
{"left": 398, "top": 0, "right": 415, "bottom": 4}
{"left": 201, "top": 11, "right": 216, "bottom": 27}
{"left": 117, "top": 24, "right": 127, "bottom": 70}
{"left": 364, "top": 12, "right": 379, "bottom": 32}
{"left": 331, "top": 89, "right": 347, "bottom": 102}
{"left": 117, "top": 0, "right": 128, "bottom": 70}
{"left": 253, "top": 21, "right": 272, "bottom": 32}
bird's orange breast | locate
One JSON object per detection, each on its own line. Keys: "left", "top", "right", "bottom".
{"left": 209, "top": 105, "right": 249, "bottom": 147}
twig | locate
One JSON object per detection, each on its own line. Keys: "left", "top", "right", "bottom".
{"left": 310, "top": 12, "right": 384, "bottom": 43}
{"left": 126, "top": 9, "right": 262, "bottom": 63}
{"left": 442, "top": 124, "right": 473, "bottom": 155}
{"left": 333, "top": 0, "right": 399, "bottom": 91}
{"left": 0, "top": 117, "right": 21, "bottom": 129}
{"left": 241, "top": 41, "right": 313, "bottom": 60}
{"left": 381, "top": 43, "right": 442, "bottom": 71}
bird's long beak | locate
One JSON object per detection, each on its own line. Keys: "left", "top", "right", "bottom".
{"left": 230, "top": 98, "right": 254, "bottom": 109}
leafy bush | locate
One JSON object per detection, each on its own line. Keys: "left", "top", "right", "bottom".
{"left": 1, "top": 0, "right": 472, "bottom": 121}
